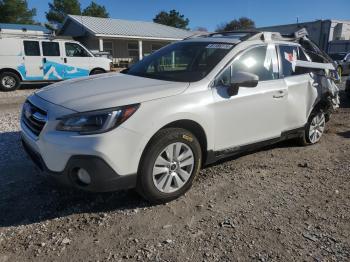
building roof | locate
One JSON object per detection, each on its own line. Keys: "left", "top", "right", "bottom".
{"left": 63, "top": 15, "right": 193, "bottom": 41}
{"left": 0, "top": 23, "right": 50, "bottom": 33}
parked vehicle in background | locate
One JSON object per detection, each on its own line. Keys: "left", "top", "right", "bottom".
{"left": 21, "top": 30, "right": 339, "bottom": 203}
{"left": 328, "top": 52, "right": 350, "bottom": 76}
{"left": 0, "top": 34, "right": 112, "bottom": 91}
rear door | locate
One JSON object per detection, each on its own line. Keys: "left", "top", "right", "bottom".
{"left": 41, "top": 41, "right": 64, "bottom": 80}
{"left": 22, "top": 40, "right": 44, "bottom": 80}
{"left": 278, "top": 44, "right": 317, "bottom": 131}
{"left": 63, "top": 42, "right": 91, "bottom": 79}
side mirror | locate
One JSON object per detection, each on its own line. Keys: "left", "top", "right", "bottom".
{"left": 227, "top": 71, "right": 259, "bottom": 96}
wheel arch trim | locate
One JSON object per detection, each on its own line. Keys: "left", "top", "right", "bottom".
{"left": 0, "top": 68, "right": 23, "bottom": 81}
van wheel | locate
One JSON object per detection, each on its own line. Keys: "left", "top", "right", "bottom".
{"left": 90, "top": 69, "right": 106, "bottom": 75}
{"left": 0, "top": 72, "right": 20, "bottom": 91}
{"left": 137, "top": 128, "right": 202, "bottom": 204}
{"left": 298, "top": 111, "right": 326, "bottom": 146}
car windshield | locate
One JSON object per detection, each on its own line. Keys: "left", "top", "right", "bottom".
{"left": 329, "top": 53, "right": 346, "bottom": 60}
{"left": 125, "top": 42, "right": 234, "bottom": 82}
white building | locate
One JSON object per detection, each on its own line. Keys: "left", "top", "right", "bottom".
{"left": 58, "top": 15, "right": 193, "bottom": 67}
{"left": 259, "top": 20, "right": 350, "bottom": 52}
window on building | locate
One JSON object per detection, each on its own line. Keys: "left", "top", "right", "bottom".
{"left": 42, "top": 42, "right": 60, "bottom": 56}
{"left": 65, "top": 43, "right": 91, "bottom": 57}
{"left": 128, "top": 42, "right": 139, "bottom": 57}
{"left": 23, "top": 41, "right": 40, "bottom": 56}
{"left": 151, "top": 44, "right": 164, "bottom": 53}
{"left": 103, "top": 41, "right": 113, "bottom": 56}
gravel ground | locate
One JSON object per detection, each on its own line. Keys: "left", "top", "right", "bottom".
{"left": 0, "top": 83, "right": 349, "bottom": 261}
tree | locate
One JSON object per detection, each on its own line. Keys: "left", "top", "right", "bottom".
{"left": 153, "top": 9, "right": 189, "bottom": 29}
{"left": 216, "top": 17, "right": 255, "bottom": 32}
{"left": 0, "top": 0, "right": 36, "bottom": 24}
{"left": 193, "top": 26, "right": 208, "bottom": 32}
{"left": 46, "top": 0, "right": 81, "bottom": 26}
{"left": 82, "top": 1, "right": 109, "bottom": 18}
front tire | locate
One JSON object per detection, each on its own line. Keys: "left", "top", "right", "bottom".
{"left": 137, "top": 128, "right": 202, "bottom": 204}
{"left": 0, "top": 72, "right": 20, "bottom": 91}
{"left": 298, "top": 111, "right": 326, "bottom": 145}
{"left": 90, "top": 69, "right": 106, "bottom": 75}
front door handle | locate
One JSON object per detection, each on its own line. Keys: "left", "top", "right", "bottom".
{"left": 64, "top": 58, "right": 67, "bottom": 63}
{"left": 273, "top": 90, "right": 287, "bottom": 98}
{"left": 43, "top": 57, "right": 47, "bottom": 63}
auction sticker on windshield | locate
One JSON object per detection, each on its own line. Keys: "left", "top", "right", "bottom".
{"left": 206, "top": 44, "right": 233, "bottom": 49}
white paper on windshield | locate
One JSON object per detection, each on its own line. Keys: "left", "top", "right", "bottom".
{"left": 206, "top": 44, "right": 233, "bottom": 49}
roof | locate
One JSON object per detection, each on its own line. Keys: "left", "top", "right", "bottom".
{"left": 64, "top": 15, "right": 193, "bottom": 41}
{"left": 0, "top": 23, "right": 50, "bottom": 33}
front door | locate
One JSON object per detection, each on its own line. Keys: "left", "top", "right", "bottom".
{"left": 63, "top": 42, "right": 91, "bottom": 79}
{"left": 212, "top": 44, "right": 288, "bottom": 151}
{"left": 22, "top": 40, "right": 44, "bottom": 80}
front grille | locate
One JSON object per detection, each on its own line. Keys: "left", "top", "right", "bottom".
{"left": 21, "top": 100, "right": 47, "bottom": 136}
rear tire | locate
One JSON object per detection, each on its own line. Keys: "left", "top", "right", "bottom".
{"left": 137, "top": 128, "right": 202, "bottom": 204}
{"left": 0, "top": 72, "right": 20, "bottom": 92}
{"left": 298, "top": 110, "right": 326, "bottom": 146}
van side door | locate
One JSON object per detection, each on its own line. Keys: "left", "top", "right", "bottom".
{"left": 41, "top": 41, "right": 64, "bottom": 80}
{"left": 63, "top": 42, "right": 91, "bottom": 79}
{"left": 22, "top": 40, "right": 44, "bottom": 80}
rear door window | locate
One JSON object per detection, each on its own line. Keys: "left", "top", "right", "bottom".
{"left": 42, "top": 42, "right": 60, "bottom": 56}
{"left": 279, "top": 45, "right": 308, "bottom": 77}
{"left": 23, "top": 41, "right": 40, "bottom": 56}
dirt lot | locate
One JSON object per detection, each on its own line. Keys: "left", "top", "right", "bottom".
{"left": 0, "top": 83, "right": 349, "bottom": 262}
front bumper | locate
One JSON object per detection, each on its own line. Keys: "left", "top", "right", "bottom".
{"left": 21, "top": 137, "right": 137, "bottom": 192}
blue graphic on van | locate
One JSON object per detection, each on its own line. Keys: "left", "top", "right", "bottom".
{"left": 17, "top": 61, "right": 90, "bottom": 81}
{"left": 44, "top": 61, "right": 89, "bottom": 80}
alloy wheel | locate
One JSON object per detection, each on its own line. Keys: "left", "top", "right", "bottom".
{"left": 152, "top": 142, "right": 194, "bottom": 193}
{"left": 309, "top": 113, "right": 325, "bottom": 144}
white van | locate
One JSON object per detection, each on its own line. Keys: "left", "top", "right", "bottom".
{"left": 0, "top": 36, "right": 112, "bottom": 91}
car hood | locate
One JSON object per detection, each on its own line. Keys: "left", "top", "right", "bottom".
{"left": 35, "top": 73, "right": 189, "bottom": 112}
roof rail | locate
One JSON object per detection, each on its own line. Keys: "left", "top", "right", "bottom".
{"left": 184, "top": 28, "right": 310, "bottom": 43}
{"left": 0, "top": 27, "right": 54, "bottom": 40}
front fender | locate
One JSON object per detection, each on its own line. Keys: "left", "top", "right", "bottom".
{"left": 122, "top": 90, "right": 215, "bottom": 172}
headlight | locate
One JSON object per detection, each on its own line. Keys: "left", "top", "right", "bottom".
{"left": 56, "top": 104, "right": 139, "bottom": 134}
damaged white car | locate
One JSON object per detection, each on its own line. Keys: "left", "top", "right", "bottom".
{"left": 21, "top": 29, "right": 339, "bottom": 203}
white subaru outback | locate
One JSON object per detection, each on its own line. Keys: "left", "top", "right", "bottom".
{"left": 21, "top": 30, "right": 339, "bottom": 203}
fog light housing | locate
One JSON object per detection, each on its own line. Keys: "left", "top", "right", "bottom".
{"left": 76, "top": 168, "right": 91, "bottom": 185}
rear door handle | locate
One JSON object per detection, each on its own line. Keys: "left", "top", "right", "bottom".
{"left": 64, "top": 58, "right": 67, "bottom": 63}
{"left": 273, "top": 90, "right": 287, "bottom": 98}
